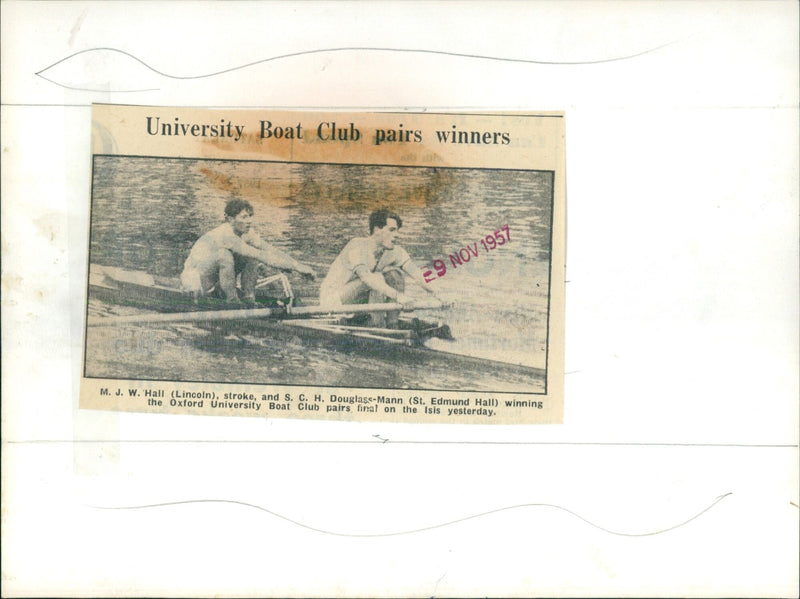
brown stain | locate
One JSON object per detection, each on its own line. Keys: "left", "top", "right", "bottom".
{"left": 207, "top": 128, "right": 260, "bottom": 148}
{"left": 378, "top": 165, "right": 457, "bottom": 208}
{"left": 32, "top": 214, "right": 62, "bottom": 244}
{"left": 198, "top": 166, "right": 295, "bottom": 209}
{"left": 199, "top": 134, "right": 453, "bottom": 213}
{"left": 200, "top": 126, "right": 450, "bottom": 168}
{"left": 1, "top": 273, "right": 21, "bottom": 307}
{"left": 1, "top": 273, "right": 23, "bottom": 296}
{"left": 287, "top": 137, "right": 450, "bottom": 173}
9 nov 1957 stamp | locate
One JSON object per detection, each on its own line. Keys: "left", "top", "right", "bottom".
{"left": 81, "top": 105, "right": 565, "bottom": 424}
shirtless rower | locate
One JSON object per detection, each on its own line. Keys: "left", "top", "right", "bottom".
{"left": 319, "top": 208, "right": 439, "bottom": 325}
{"left": 180, "top": 199, "right": 315, "bottom": 302}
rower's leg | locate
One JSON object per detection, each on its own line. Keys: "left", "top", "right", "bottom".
{"left": 336, "top": 280, "right": 371, "bottom": 305}
{"left": 180, "top": 269, "right": 204, "bottom": 299}
{"left": 217, "top": 249, "right": 238, "bottom": 301}
{"left": 321, "top": 281, "right": 370, "bottom": 324}
{"left": 368, "top": 269, "right": 404, "bottom": 327}
{"left": 182, "top": 251, "right": 229, "bottom": 300}
{"left": 238, "top": 257, "right": 260, "bottom": 303}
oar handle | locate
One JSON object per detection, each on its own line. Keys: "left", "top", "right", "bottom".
{"left": 87, "top": 299, "right": 449, "bottom": 326}
{"left": 287, "top": 298, "right": 446, "bottom": 316}
{"left": 87, "top": 306, "right": 283, "bottom": 327}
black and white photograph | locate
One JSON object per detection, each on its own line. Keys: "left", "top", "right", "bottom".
{"left": 86, "top": 156, "right": 554, "bottom": 391}
{"left": 80, "top": 106, "right": 565, "bottom": 423}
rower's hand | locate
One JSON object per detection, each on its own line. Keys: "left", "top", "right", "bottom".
{"left": 427, "top": 291, "right": 452, "bottom": 309}
{"left": 396, "top": 292, "right": 416, "bottom": 308}
{"left": 295, "top": 262, "right": 317, "bottom": 281}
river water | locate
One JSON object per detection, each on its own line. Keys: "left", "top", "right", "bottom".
{"left": 85, "top": 156, "right": 553, "bottom": 393}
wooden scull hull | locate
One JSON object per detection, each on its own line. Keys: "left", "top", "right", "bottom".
{"left": 87, "top": 264, "right": 545, "bottom": 380}
{"left": 88, "top": 264, "right": 453, "bottom": 347}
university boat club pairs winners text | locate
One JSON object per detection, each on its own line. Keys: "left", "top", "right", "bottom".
{"left": 145, "top": 116, "right": 512, "bottom": 146}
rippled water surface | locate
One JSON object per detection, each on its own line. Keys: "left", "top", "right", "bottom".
{"left": 86, "top": 156, "right": 553, "bottom": 392}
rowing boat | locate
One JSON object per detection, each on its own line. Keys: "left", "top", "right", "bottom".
{"left": 87, "top": 264, "right": 546, "bottom": 385}
{"left": 87, "top": 264, "right": 454, "bottom": 347}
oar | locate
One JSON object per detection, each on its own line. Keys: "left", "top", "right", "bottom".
{"left": 88, "top": 298, "right": 447, "bottom": 327}
{"left": 87, "top": 306, "right": 284, "bottom": 327}
{"left": 288, "top": 298, "right": 446, "bottom": 316}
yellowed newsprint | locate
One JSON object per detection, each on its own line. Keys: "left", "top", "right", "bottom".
{"left": 81, "top": 105, "right": 565, "bottom": 424}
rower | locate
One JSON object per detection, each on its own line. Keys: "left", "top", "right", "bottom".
{"left": 319, "top": 208, "right": 440, "bottom": 326}
{"left": 180, "top": 199, "right": 315, "bottom": 303}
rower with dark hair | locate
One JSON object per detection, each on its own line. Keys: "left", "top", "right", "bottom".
{"left": 319, "top": 207, "right": 439, "bottom": 325}
{"left": 181, "top": 198, "right": 315, "bottom": 302}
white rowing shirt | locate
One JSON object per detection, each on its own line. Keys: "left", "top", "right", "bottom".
{"left": 319, "top": 237, "right": 410, "bottom": 302}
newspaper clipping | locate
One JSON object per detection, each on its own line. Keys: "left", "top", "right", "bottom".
{"left": 81, "top": 105, "right": 565, "bottom": 424}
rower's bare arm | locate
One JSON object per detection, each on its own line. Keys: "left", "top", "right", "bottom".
{"left": 402, "top": 260, "right": 438, "bottom": 296}
{"left": 261, "top": 245, "right": 316, "bottom": 279}
{"left": 227, "top": 237, "right": 269, "bottom": 262}
{"left": 225, "top": 237, "right": 314, "bottom": 278}
{"left": 354, "top": 266, "right": 413, "bottom": 304}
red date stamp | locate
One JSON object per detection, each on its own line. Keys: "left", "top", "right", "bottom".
{"left": 423, "top": 225, "right": 511, "bottom": 282}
